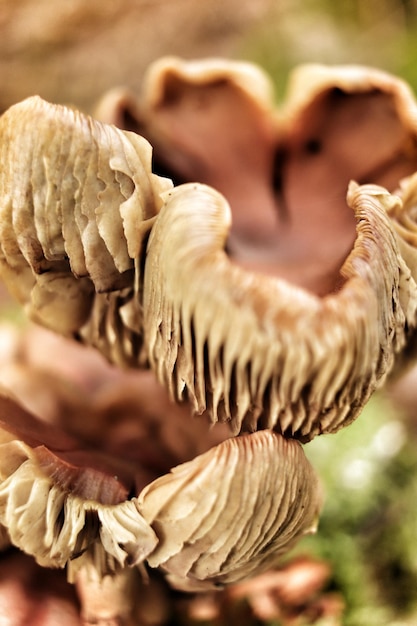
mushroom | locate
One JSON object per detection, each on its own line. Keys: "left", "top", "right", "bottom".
{"left": 102, "top": 59, "right": 417, "bottom": 437}
{"left": 2, "top": 61, "right": 417, "bottom": 442}
{"left": 0, "top": 336, "right": 321, "bottom": 618}
{"left": 1, "top": 57, "right": 417, "bottom": 619}
{"left": 137, "top": 429, "right": 320, "bottom": 591}
{"left": 0, "top": 94, "right": 172, "bottom": 366}
{"left": 0, "top": 395, "right": 159, "bottom": 577}
{"left": 142, "top": 179, "right": 416, "bottom": 439}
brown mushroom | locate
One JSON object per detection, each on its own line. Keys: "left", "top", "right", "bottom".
{"left": 0, "top": 348, "right": 321, "bottom": 617}
{"left": 1, "top": 60, "right": 417, "bottom": 443}
{"left": 0, "top": 95, "right": 171, "bottom": 366}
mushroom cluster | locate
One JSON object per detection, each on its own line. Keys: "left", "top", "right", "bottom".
{"left": 1, "top": 57, "right": 417, "bottom": 622}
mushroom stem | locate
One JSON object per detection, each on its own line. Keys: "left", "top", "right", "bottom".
{"left": 76, "top": 565, "right": 137, "bottom": 626}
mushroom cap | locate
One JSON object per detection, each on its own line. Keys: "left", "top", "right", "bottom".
{"left": 98, "top": 58, "right": 417, "bottom": 290}
{"left": 143, "top": 56, "right": 275, "bottom": 112}
{"left": 0, "top": 394, "right": 158, "bottom": 578}
{"left": 2, "top": 61, "right": 417, "bottom": 441}
{"left": 0, "top": 95, "right": 171, "bottom": 365}
{"left": 138, "top": 429, "right": 321, "bottom": 590}
{"left": 0, "top": 391, "right": 321, "bottom": 590}
{"left": 143, "top": 181, "right": 417, "bottom": 439}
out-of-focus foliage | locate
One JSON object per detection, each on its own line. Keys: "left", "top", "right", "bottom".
{"left": 301, "top": 393, "right": 417, "bottom": 626}
{"left": 239, "top": 0, "right": 417, "bottom": 98}
{"left": 0, "top": 0, "right": 272, "bottom": 112}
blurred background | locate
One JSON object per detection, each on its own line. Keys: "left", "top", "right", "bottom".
{"left": 0, "top": 1, "right": 417, "bottom": 625}
{"left": 1, "top": 0, "right": 417, "bottom": 112}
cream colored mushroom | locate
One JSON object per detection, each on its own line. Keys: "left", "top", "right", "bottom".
{"left": 0, "top": 390, "right": 321, "bottom": 604}
{"left": 143, "top": 180, "right": 417, "bottom": 438}
{"left": 0, "top": 390, "right": 160, "bottom": 622}
{"left": 137, "top": 429, "right": 321, "bottom": 590}
{"left": 0, "top": 394, "right": 159, "bottom": 579}
{"left": 0, "top": 95, "right": 171, "bottom": 366}
{"left": 2, "top": 60, "right": 417, "bottom": 443}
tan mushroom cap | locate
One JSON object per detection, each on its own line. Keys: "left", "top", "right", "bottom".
{"left": 143, "top": 181, "right": 417, "bottom": 439}
{"left": 0, "top": 95, "right": 171, "bottom": 365}
{"left": 138, "top": 429, "right": 321, "bottom": 590}
{"left": 0, "top": 394, "right": 158, "bottom": 579}
{"left": 0, "top": 392, "right": 321, "bottom": 589}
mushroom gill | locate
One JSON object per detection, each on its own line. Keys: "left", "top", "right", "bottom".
{"left": 0, "top": 394, "right": 159, "bottom": 580}
{"left": 0, "top": 95, "right": 172, "bottom": 366}
{"left": 388, "top": 172, "right": 417, "bottom": 279}
{"left": 143, "top": 180, "right": 417, "bottom": 438}
{"left": 137, "top": 429, "right": 321, "bottom": 590}
{"left": 0, "top": 384, "right": 321, "bottom": 599}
